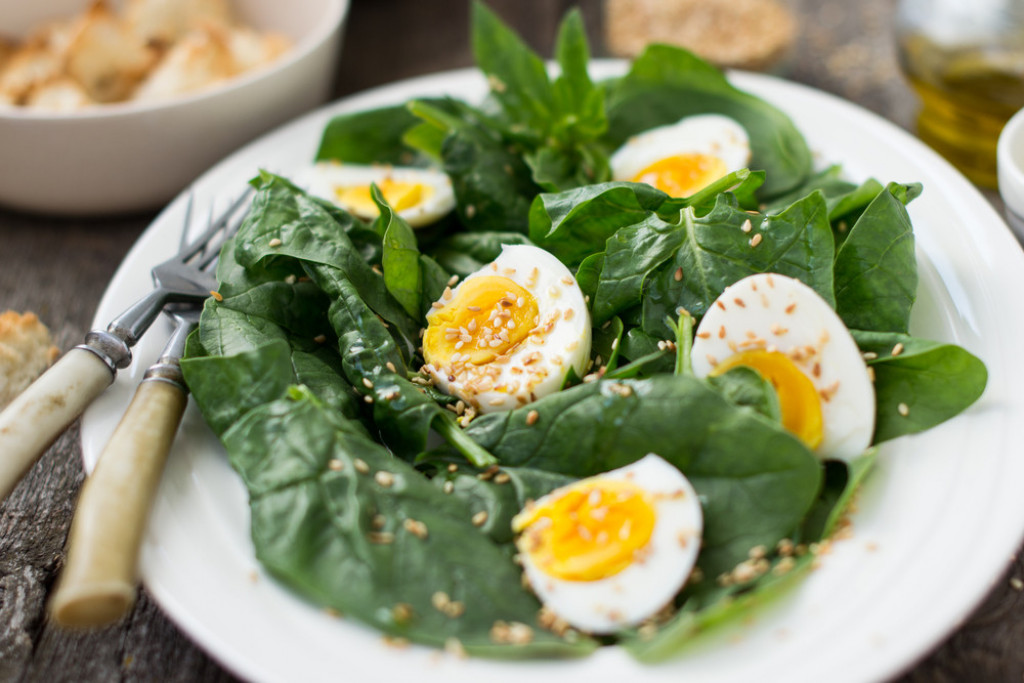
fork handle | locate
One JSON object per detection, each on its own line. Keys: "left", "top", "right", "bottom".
{"left": 50, "top": 373, "right": 187, "bottom": 628}
{"left": 0, "top": 347, "right": 116, "bottom": 501}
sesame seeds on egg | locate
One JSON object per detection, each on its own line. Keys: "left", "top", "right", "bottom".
{"left": 421, "top": 245, "right": 592, "bottom": 413}
{"left": 691, "top": 273, "right": 875, "bottom": 461}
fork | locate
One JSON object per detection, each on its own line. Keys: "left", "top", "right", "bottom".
{"left": 0, "top": 189, "right": 252, "bottom": 502}
{"left": 50, "top": 306, "right": 201, "bottom": 627}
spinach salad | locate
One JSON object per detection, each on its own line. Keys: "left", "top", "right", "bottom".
{"left": 180, "top": 4, "right": 987, "bottom": 662}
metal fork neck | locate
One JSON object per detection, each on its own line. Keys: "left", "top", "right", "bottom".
{"left": 107, "top": 289, "right": 169, "bottom": 346}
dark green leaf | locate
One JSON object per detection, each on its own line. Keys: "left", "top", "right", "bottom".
{"left": 225, "top": 388, "right": 596, "bottom": 657}
{"left": 604, "top": 45, "right": 812, "bottom": 198}
{"left": 833, "top": 184, "right": 918, "bottom": 333}
{"left": 853, "top": 331, "right": 987, "bottom": 442}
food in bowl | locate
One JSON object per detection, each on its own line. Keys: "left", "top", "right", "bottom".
{"left": 0, "top": 0, "right": 290, "bottom": 110}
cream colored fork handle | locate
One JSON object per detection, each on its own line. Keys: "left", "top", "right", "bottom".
{"left": 50, "top": 378, "right": 187, "bottom": 628}
{"left": 0, "top": 348, "right": 114, "bottom": 501}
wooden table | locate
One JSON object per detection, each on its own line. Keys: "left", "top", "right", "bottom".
{"left": 2, "top": 0, "right": 1021, "bottom": 680}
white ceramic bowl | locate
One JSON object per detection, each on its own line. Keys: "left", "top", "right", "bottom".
{"left": 997, "top": 106, "right": 1024, "bottom": 240}
{"left": 0, "top": 0, "right": 349, "bottom": 215}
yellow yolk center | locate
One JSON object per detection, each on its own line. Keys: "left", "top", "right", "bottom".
{"left": 333, "top": 178, "right": 432, "bottom": 217}
{"left": 423, "top": 276, "right": 539, "bottom": 367}
{"left": 711, "top": 349, "right": 824, "bottom": 450}
{"left": 632, "top": 153, "right": 729, "bottom": 198}
{"left": 513, "top": 479, "right": 656, "bottom": 582}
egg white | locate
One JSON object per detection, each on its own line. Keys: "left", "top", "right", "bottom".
{"left": 301, "top": 161, "right": 455, "bottom": 227}
{"left": 422, "top": 244, "right": 591, "bottom": 413}
{"left": 514, "top": 454, "right": 703, "bottom": 634}
{"left": 690, "top": 273, "right": 875, "bottom": 461}
{"left": 610, "top": 113, "right": 751, "bottom": 189}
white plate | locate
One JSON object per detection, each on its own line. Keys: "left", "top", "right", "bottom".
{"left": 82, "top": 63, "right": 1024, "bottom": 683}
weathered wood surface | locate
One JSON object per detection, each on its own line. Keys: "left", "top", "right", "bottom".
{"left": 0, "top": 0, "right": 1020, "bottom": 681}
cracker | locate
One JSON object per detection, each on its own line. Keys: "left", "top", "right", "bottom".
{"left": 0, "top": 311, "right": 59, "bottom": 410}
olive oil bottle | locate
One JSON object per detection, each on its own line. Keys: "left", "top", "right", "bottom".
{"left": 896, "top": 0, "right": 1024, "bottom": 188}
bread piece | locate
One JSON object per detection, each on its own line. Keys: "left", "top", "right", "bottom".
{"left": 604, "top": 0, "right": 796, "bottom": 71}
{"left": 63, "top": 1, "right": 157, "bottom": 103}
{"left": 221, "top": 25, "right": 290, "bottom": 74}
{"left": 0, "top": 311, "right": 60, "bottom": 410}
{"left": 131, "top": 25, "right": 235, "bottom": 103}
{"left": 0, "top": 42, "right": 65, "bottom": 104}
{"left": 124, "top": 0, "right": 232, "bottom": 48}
{"left": 24, "top": 76, "right": 94, "bottom": 111}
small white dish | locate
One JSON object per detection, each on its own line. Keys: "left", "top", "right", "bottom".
{"left": 997, "top": 107, "right": 1024, "bottom": 240}
{"left": 0, "top": 0, "right": 349, "bottom": 215}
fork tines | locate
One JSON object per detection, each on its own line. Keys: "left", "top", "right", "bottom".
{"left": 178, "top": 187, "right": 255, "bottom": 269}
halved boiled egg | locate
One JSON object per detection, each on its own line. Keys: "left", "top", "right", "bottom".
{"left": 421, "top": 244, "right": 591, "bottom": 414}
{"left": 610, "top": 114, "right": 751, "bottom": 198}
{"left": 303, "top": 161, "right": 455, "bottom": 227}
{"left": 512, "top": 454, "right": 703, "bottom": 634}
{"left": 690, "top": 273, "right": 875, "bottom": 461}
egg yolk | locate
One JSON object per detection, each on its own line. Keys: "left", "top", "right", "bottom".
{"left": 632, "top": 153, "right": 729, "bottom": 198}
{"left": 423, "top": 276, "right": 539, "bottom": 367}
{"left": 333, "top": 178, "right": 433, "bottom": 217}
{"left": 711, "top": 349, "right": 824, "bottom": 450}
{"left": 513, "top": 479, "right": 656, "bottom": 582}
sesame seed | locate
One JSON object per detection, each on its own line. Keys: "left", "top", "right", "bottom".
{"left": 403, "top": 518, "right": 429, "bottom": 539}
{"left": 897, "top": 402, "right": 910, "bottom": 417}
{"left": 785, "top": 303, "right": 797, "bottom": 314}
{"left": 697, "top": 331, "right": 711, "bottom": 339}
{"left": 362, "top": 377, "right": 374, "bottom": 389}
{"left": 364, "top": 395, "right": 374, "bottom": 404}
{"left": 328, "top": 459, "right": 344, "bottom": 471}
{"left": 354, "top": 459, "right": 370, "bottom": 474}
{"left": 386, "top": 362, "right": 396, "bottom": 373}
{"left": 867, "top": 367, "right": 876, "bottom": 382}
{"left": 674, "top": 267, "right": 683, "bottom": 282}
{"left": 494, "top": 472, "right": 510, "bottom": 484}
{"left": 526, "top": 410, "right": 539, "bottom": 426}
{"left": 209, "top": 290, "right": 224, "bottom": 302}
{"left": 733, "top": 298, "right": 746, "bottom": 308}
{"left": 368, "top": 531, "right": 394, "bottom": 544}
{"left": 706, "top": 354, "right": 719, "bottom": 367}
{"left": 892, "top": 342, "right": 905, "bottom": 356}
{"left": 443, "top": 480, "right": 455, "bottom": 494}
{"left": 1011, "top": 578, "right": 1024, "bottom": 591}
{"left": 741, "top": 219, "right": 753, "bottom": 233}
{"left": 431, "top": 302, "right": 444, "bottom": 309}
{"left": 819, "top": 381, "right": 840, "bottom": 402}
{"left": 268, "top": 237, "right": 283, "bottom": 247}
{"left": 466, "top": 204, "right": 477, "bottom": 219}
{"left": 392, "top": 603, "right": 414, "bottom": 623}
{"left": 284, "top": 274, "right": 297, "bottom": 284}
{"left": 375, "top": 471, "right": 395, "bottom": 487}
{"left": 447, "top": 274, "right": 459, "bottom": 287}
{"left": 444, "top": 638, "right": 467, "bottom": 658}
{"left": 749, "top": 233, "right": 763, "bottom": 248}
{"left": 862, "top": 351, "right": 878, "bottom": 360}
{"left": 472, "top": 510, "right": 489, "bottom": 526}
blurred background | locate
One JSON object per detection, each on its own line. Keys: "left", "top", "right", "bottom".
{"left": 3, "top": 0, "right": 1024, "bottom": 681}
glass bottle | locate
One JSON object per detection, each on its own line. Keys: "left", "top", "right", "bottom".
{"left": 896, "top": 0, "right": 1024, "bottom": 188}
